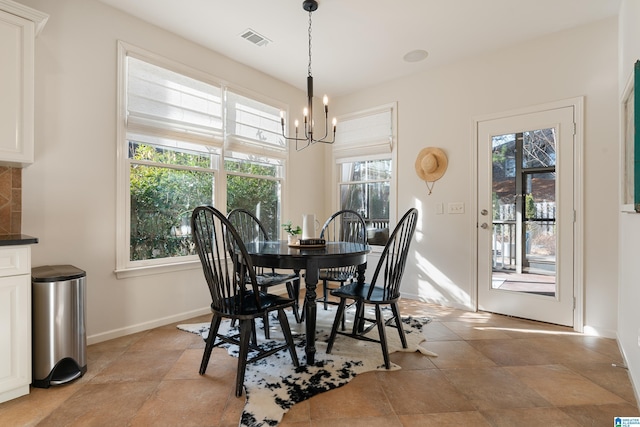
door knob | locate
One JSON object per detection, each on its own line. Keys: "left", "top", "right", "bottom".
{"left": 480, "top": 223, "right": 488, "bottom": 229}
{"left": 481, "top": 209, "right": 488, "bottom": 216}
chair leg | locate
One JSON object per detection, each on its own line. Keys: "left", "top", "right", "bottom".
{"left": 235, "top": 319, "right": 252, "bottom": 397}
{"left": 250, "top": 319, "right": 257, "bottom": 346}
{"left": 352, "top": 300, "right": 366, "bottom": 335}
{"left": 263, "top": 313, "right": 271, "bottom": 339}
{"left": 322, "top": 279, "right": 329, "bottom": 310}
{"left": 326, "top": 298, "right": 347, "bottom": 354}
{"left": 200, "top": 315, "right": 222, "bottom": 375}
{"left": 276, "top": 308, "right": 299, "bottom": 367}
{"left": 375, "top": 305, "right": 391, "bottom": 369}
{"left": 390, "top": 302, "right": 407, "bottom": 348}
{"left": 299, "top": 272, "right": 307, "bottom": 322}
{"left": 295, "top": 274, "right": 302, "bottom": 322}
{"left": 286, "top": 280, "right": 302, "bottom": 324}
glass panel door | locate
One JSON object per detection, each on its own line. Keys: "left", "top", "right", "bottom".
{"left": 491, "top": 129, "right": 557, "bottom": 296}
{"left": 477, "top": 105, "right": 574, "bottom": 327}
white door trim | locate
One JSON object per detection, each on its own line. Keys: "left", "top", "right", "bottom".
{"left": 470, "top": 97, "right": 584, "bottom": 332}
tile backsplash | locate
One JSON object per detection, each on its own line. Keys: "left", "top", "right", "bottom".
{"left": 0, "top": 167, "right": 21, "bottom": 235}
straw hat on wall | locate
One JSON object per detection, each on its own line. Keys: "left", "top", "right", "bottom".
{"left": 415, "top": 147, "right": 448, "bottom": 194}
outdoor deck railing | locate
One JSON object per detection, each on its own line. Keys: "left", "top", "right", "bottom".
{"left": 343, "top": 217, "right": 390, "bottom": 245}
{"left": 492, "top": 218, "right": 556, "bottom": 270}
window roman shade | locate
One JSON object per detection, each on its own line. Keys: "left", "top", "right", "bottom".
{"left": 225, "top": 89, "right": 286, "bottom": 158}
{"left": 333, "top": 105, "right": 394, "bottom": 159}
{"left": 126, "top": 56, "right": 223, "bottom": 143}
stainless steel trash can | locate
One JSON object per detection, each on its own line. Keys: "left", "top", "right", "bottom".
{"left": 32, "top": 265, "right": 87, "bottom": 388}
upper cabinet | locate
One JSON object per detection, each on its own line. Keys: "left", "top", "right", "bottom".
{"left": 0, "top": 0, "right": 48, "bottom": 167}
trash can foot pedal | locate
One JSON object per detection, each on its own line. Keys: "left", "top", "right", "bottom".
{"left": 32, "top": 357, "right": 86, "bottom": 388}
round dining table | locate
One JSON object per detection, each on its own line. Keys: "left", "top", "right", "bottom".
{"left": 243, "top": 240, "right": 370, "bottom": 364}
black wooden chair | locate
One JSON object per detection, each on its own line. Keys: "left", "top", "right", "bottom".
{"left": 191, "top": 205, "right": 299, "bottom": 397}
{"left": 317, "top": 209, "right": 367, "bottom": 310}
{"left": 227, "top": 208, "right": 302, "bottom": 333}
{"left": 326, "top": 208, "right": 418, "bottom": 369}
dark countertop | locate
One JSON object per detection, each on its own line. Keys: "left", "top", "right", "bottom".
{"left": 0, "top": 234, "right": 38, "bottom": 246}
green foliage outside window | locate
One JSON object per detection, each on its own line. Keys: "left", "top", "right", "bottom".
{"left": 129, "top": 144, "right": 282, "bottom": 261}
{"left": 525, "top": 193, "right": 536, "bottom": 220}
{"left": 129, "top": 143, "right": 214, "bottom": 261}
{"left": 225, "top": 158, "right": 281, "bottom": 239}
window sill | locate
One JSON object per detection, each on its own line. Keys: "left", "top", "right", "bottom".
{"left": 368, "top": 244, "right": 384, "bottom": 254}
{"left": 115, "top": 259, "right": 201, "bottom": 279}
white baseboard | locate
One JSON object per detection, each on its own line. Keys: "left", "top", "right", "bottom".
{"left": 617, "top": 336, "right": 640, "bottom": 409}
{"left": 582, "top": 325, "right": 617, "bottom": 339}
{"left": 87, "top": 306, "right": 212, "bottom": 345}
{"left": 400, "top": 291, "right": 474, "bottom": 312}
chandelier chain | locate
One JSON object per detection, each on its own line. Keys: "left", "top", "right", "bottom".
{"left": 308, "top": 10, "right": 313, "bottom": 77}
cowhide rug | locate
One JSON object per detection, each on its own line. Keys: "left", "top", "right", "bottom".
{"left": 178, "top": 305, "right": 436, "bottom": 427}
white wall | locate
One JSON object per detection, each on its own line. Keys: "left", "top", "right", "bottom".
{"left": 333, "top": 18, "right": 619, "bottom": 336}
{"left": 618, "top": 0, "right": 640, "bottom": 401}
{"left": 18, "top": 0, "right": 324, "bottom": 343}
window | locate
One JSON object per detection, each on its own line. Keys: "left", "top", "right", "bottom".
{"left": 224, "top": 89, "right": 285, "bottom": 238}
{"left": 225, "top": 152, "right": 283, "bottom": 239}
{"left": 339, "top": 159, "right": 391, "bottom": 245}
{"left": 128, "top": 136, "right": 218, "bottom": 262}
{"left": 117, "top": 43, "right": 286, "bottom": 275}
{"left": 333, "top": 104, "right": 396, "bottom": 247}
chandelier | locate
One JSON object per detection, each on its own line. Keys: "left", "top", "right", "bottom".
{"left": 280, "top": 0, "right": 336, "bottom": 151}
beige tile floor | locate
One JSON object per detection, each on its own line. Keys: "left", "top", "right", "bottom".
{"left": 1, "top": 299, "right": 639, "bottom": 426}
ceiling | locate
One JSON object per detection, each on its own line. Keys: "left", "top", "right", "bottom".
{"left": 97, "top": 0, "right": 620, "bottom": 97}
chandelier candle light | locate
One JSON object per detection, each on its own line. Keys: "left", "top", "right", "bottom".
{"left": 281, "top": 0, "right": 336, "bottom": 151}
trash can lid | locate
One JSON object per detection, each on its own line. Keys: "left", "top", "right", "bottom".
{"left": 32, "top": 265, "right": 86, "bottom": 282}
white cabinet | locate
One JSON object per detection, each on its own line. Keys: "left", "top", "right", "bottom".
{"left": 0, "top": 1, "right": 48, "bottom": 167}
{"left": 0, "top": 245, "right": 32, "bottom": 403}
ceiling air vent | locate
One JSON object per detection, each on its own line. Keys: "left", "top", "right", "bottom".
{"left": 240, "top": 28, "right": 271, "bottom": 47}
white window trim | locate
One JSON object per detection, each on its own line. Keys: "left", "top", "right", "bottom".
{"left": 115, "top": 41, "right": 290, "bottom": 278}
{"left": 331, "top": 102, "right": 398, "bottom": 252}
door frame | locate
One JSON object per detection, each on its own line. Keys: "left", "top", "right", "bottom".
{"left": 470, "top": 97, "right": 584, "bottom": 332}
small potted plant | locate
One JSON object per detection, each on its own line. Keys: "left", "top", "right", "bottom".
{"left": 281, "top": 220, "right": 302, "bottom": 245}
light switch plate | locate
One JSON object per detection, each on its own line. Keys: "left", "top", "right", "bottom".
{"left": 436, "top": 203, "right": 444, "bottom": 215}
{"left": 448, "top": 202, "right": 464, "bottom": 214}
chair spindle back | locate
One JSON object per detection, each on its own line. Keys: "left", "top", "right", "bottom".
{"left": 227, "top": 208, "right": 270, "bottom": 244}
{"left": 320, "top": 209, "right": 367, "bottom": 276}
{"left": 368, "top": 208, "right": 418, "bottom": 301}
{"left": 320, "top": 209, "right": 367, "bottom": 244}
{"left": 191, "top": 205, "right": 260, "bottom": 314}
